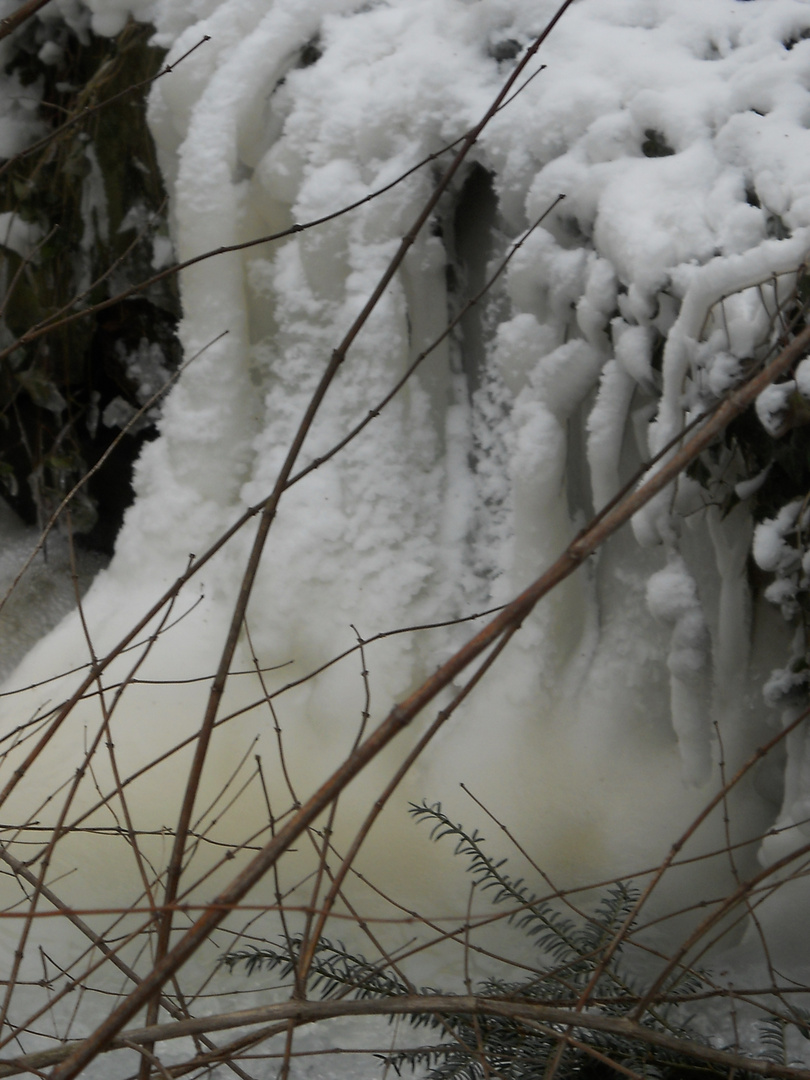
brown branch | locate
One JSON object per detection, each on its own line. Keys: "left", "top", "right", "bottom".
{"left": 0, "top": 0, "right": 52, "bottom": 42}
{"left": 0, "top": 34, "right": 211, "bottom": 176}
{"left": 0, "top": 331, "right": 225, "bottom": 620}
{"left": 287, "top": 193, "right": 565, "bottom": 488}
{"left": 44, "top": 308, "right": 810, "bottom": 1080}
{"left": 150, "top": 0, "right": 577, "bottom": 1019}
{"left": 0, "top": 36, "right": 546, "bottom": 364}
{"left": 4, "top": 995, "right": 809, "bottom": 1080}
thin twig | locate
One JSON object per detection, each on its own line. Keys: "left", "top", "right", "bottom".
{"left": 5, "top": 994, "right": 810, "bottom": 1080}
{"left": 0, "top": 0, "right": 52, "bottom": 42}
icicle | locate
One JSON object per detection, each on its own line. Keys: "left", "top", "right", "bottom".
{"left": 646, "top": 554, "right": 711, "bottom": 785}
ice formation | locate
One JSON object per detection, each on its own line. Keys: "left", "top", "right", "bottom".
{"left": 5, "top": 0, "right": 810, "bottom": 1057}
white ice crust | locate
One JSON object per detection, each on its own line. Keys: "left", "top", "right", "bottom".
{"left": 6, "top": 0, "right": 810, "bottom": 968}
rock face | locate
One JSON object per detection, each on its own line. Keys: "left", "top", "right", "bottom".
{"left": 0, "top": 14, "right": 180, "bottom": 553}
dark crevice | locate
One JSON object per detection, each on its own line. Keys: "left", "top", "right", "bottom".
{"left": 488, "top": 38, "right": 522, "bottom": 62}
{"left": 783, "top": 28, "right": 810, "bottom": 50}
{"left": 641, "top": 128, "right": 675, "bottom": 158}
{"left": 298, "top": 37, "right": 322, "bottom": 67}
{"left": 450, "top": 163, "right": 498, "bottom": 398}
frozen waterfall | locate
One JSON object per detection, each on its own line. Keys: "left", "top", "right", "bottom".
{"left": 4, "top": 0, "right": 810, "bottom": 1074}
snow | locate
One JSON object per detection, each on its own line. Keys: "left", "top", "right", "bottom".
{"left": 647, "top": 556, "right": 703, "bottom": 623}
{"left": 646, "top": 555, "right": 711, "bottom": 784}
{"left": 756, "top": 379, "right": 796, "bottom": 436}
{"left": 796, "top": 355, "right": 810, "bottom": 397}
{"left": 734, "top": 464, "right": 770, "bottom": 501}
{"left": 8, "top": 0, "right": 810, "bottom": 1037}
{"left": 753, "top": 500, "right": 802, "bottom": 574}
{"left": 0, "top": 211, "right": 43, "bottom": 258}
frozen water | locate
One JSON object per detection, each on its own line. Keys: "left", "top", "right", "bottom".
{"left": 6, "top": 0, "right": 810, "bottom": 1070}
